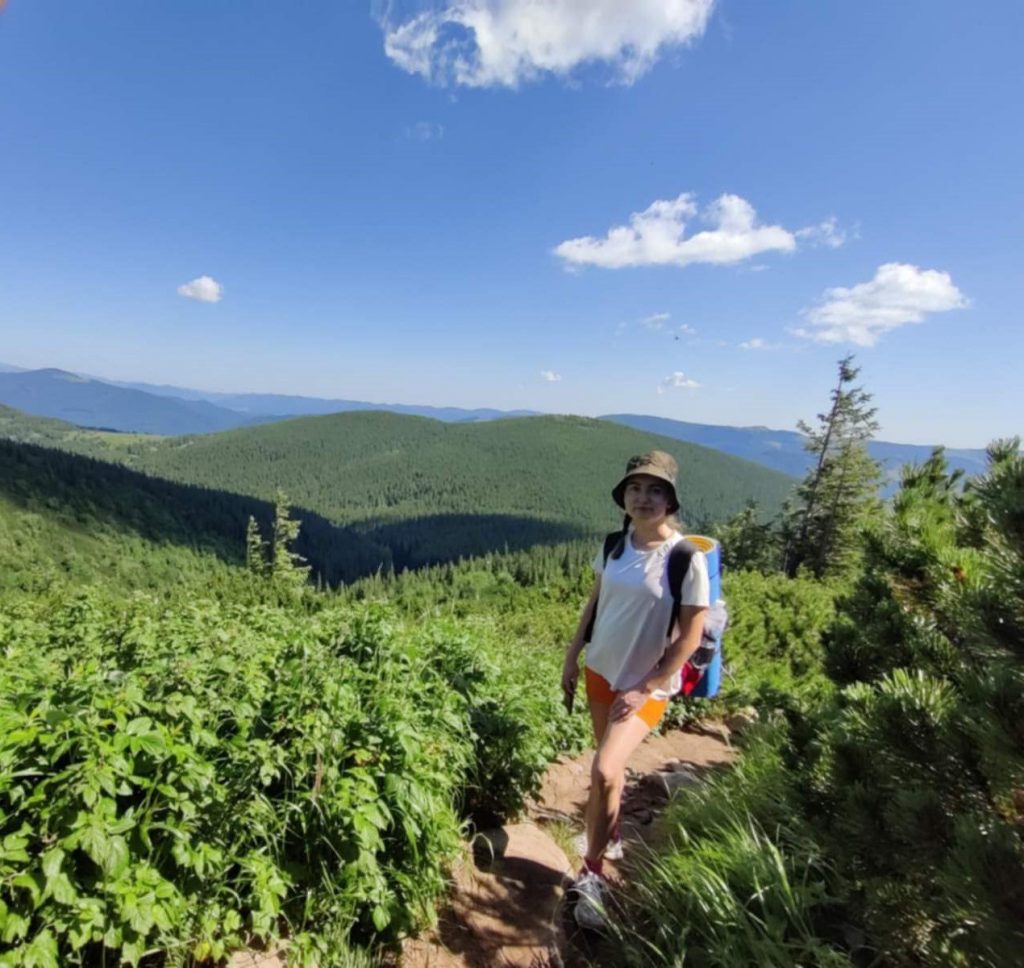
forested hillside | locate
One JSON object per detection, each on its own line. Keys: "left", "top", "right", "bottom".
{"left": 0, "top": 408, "right": 794, "bottom": 569}
{"left": 0, "top": 438, "right": 391, "bottom": 591}
{"left": 0, "top": 404, "right": 145, "bottom": 453}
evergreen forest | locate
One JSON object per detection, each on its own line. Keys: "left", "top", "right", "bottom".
{"left": 1, "top": 364, "right": 1022, "bottom": 967}
{"left": 0, "top": 408, "right": 792, "bottom": 570}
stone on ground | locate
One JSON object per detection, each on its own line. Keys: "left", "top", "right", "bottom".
{"left": 402, "top": 822, "right": 570, "bottom": 968}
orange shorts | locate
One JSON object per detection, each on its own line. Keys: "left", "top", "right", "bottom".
{"left": 585, "top": 667, "right": 669, "bottom": 730}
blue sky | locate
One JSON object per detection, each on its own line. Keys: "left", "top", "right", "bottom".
{"left": 1, "top": 0, "right": 1021, "bottom": 447}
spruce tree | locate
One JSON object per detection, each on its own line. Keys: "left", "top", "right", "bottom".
{"left": 713, "top": 500, "right": 781, "bottom": 573}
{"left": 245, "top": 515, "right": 268, "bottom": 577}
{"left": 271, "top": 491, "right": 311, "bottom": 591}
{"left": 784, "top": 355, "right": 882, "bottom": 578}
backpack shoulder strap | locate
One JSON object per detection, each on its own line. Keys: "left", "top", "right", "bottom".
{"left": 665, "top": 538, "right": 697, "bottom": 637}
{"left": 583, "top": 531, "right": 624, "bottom": 643}
{"left": 601, "top": 530, "right": 623, "bottom": 565}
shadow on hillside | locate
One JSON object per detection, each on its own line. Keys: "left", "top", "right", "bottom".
{"left": 1, "top": 440, "right": 592, "bottom": 588}
{"left": 359, "top": 513, "right": 590, "bottom": 572}
{"left": 0, "top": 439, "right": 390, "bottom": 586}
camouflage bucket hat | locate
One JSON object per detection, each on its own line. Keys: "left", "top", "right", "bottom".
{"left": 611, "top": 450, "right": 680, "bottom": 514}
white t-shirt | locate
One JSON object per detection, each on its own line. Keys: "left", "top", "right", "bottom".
{"left": 586, "top": 530, "right": 710, "bottom": 695}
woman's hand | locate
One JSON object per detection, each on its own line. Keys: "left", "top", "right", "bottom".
{"left": 611, "top": 688, "right": 648, "bottom": 722}
{"left": 562, "top": 655, "right": 580, "bottom": 696}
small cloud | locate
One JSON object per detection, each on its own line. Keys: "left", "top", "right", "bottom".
{"left": 555, "top": 193, "right": 798, "bottom": 270}
{"left": 740, "top": 337, "right": 766, "bottom": 350}
{"left": 405, "top": 120, "right": 445, "bottom": 141}
{"left": 177, "top": 275, "right": 223, "bottom": 303}
{"left": 679, "top": 323, "right": 697, "bottom": 335}
{"left": 379, "top": 0, "right": 715, "bottom": 89}
{"left": 657, "top": 371, "right": 700, "bottom": 394}
{"left": 540, "top": 369, "right": 562, "bottom": 382}
{"left": 795, "top": 262, "right": 968, "bottom": 346}
{"left": 795, "top": 216, "right": 846, "bottom": 249}
{"left": 641, "top": 312, "right": 671, "bottom": 330}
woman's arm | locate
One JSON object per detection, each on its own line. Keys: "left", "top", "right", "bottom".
{"left": 611, "top": 604, "right": 707, "bottom": 721}
{"left": 562, "top": 577, "right": 601, "bottom": 694}
{"left": 645, "top": 604, "right": 708, "bottom": 693}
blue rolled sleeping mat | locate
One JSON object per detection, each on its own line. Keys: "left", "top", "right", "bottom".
{"left": 683, "top": 535, "right": 723, "bottom": 699}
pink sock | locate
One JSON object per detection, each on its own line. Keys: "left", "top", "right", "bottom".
{"left": 584, "top": 856, "right": 604, "bottom": 877}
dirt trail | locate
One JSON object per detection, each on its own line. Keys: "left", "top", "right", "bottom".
{"left": 400, "top": 724, "right": 735, "bottom": 968}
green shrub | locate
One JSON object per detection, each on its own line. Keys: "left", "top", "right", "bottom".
{"left": 805, "top": 445, "right": 1024, "bottom": 965}
{"left": 0, "top": 568, "right": 597, "bottom": 966}
{"left": 719, "top": 570, "right": 837, "bottom": 711}
{"left": 0, "top": 593, "right": 472, "bottom": 966}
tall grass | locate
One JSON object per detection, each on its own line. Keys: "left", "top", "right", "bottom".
{"left": 616, "top": 726, "right": 850, "bottom": 967}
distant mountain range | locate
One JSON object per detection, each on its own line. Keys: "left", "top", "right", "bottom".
{"left": 0, "top": 363, "right": 991, "bottom": 482}
{"left": 0, "top": 369, "right": 271, "bottom": 436}
{"left": 105, "top": 377, "right": 540, "bottom": 423}
{"left": 0, "top": 367, "right": 536, "bottom": 435}
{"left": 601, "top": 414, "right": 990, "bottom": 483}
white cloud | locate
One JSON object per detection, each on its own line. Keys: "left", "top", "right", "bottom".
{"left": 795, "top": 216, "right": 846, "bottom": 249}
{"left": 679, "top": 323, "right": 697, "bottom": 335}
{"left": 177, "top": 275, "right": 223, "bottom": 303}
{"left": 642, "top": 311, "right": 671, "bottom": 330}
{"left": 657, "top": 371, "right": 700, "bottom": 394}
{"left": 540, "top": 369, "right": 562, "bottom": 382}
{"left": 405, "top": 120, "right": 445, "bottom": 141}
{"left": 379, "top": 0, "right": 715, "bottom": 88}
{"left": 555, "top": 193, "right": 800, "bottom": 270}
{"left": 740, "top": 337, "right": 767, "bottom": 350}
{"left": 795, "top": 263, "right": 968, "bottom": 347}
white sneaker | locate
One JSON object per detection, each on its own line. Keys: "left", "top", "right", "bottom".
{"left": 572, "top": 870, "right": 609, "bottom": 931}
{"left": 572, "top": 831, "right": 624, "bottom": 861}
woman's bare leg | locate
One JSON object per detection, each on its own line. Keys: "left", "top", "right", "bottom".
{"left": 584, "top": 700, "right": 612, "bottom": 858}
{"left": 588, "top": 699, "right": 611, "bottom": 745}
{"left": 586, "top": 713, "right": 652, "bottom": 864}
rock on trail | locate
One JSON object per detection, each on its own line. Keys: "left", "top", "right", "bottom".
{"left": 401, "top": 724, "right": 734, "bottom": 967}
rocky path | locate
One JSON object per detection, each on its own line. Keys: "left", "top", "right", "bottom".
{"left": 400, "top": 723, "right": 736, "bottom": 968}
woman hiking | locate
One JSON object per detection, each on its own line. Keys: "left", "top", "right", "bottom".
{"left": 562, "top": 451, "right": 709, "bottom": 930}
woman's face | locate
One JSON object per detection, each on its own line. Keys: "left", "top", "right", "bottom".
{"left": 623, "top": 474, "right": 672, "bottom": 521}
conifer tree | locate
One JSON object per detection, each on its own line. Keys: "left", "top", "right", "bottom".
{"left": 714, "top": 500, "right": 781, "bottom": 573}
{"left": 271, "top": 491, "right": 311, "bottom": 591}
{"left": 784, "top": 355, "right": 882, "bottom": 578}
{"left": 245, "top": 515, "right": 268, "bottom": 577}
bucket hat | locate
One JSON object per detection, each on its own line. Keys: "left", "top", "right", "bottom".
{"left": 612, "top": 451, "right": 680, "bottom": 514}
